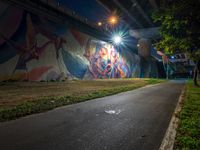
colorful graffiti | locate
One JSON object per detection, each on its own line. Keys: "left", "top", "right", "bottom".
{"left": 0, "top": 3, "right": 67, "bottom": 81}
{"left": 0, "top": 0, "right": 158, "bottom": 81}
{"left": 84, "top": 40, "right": 131, "bottom": 78}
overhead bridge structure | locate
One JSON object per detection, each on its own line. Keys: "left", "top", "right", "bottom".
{"left": 0, "top": 0, "right": 164, "bottom": 81}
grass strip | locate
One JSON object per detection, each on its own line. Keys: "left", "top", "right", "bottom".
{"left": 0, "top": 79, "right": 164, "bottom": 122}
{"left": 175, "top": 81, "right": 200, "bottom": 149}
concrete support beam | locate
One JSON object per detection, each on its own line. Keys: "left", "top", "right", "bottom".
{"left": 113, "top": 0, "right": 143, "bottom": 28}
{"left": 2, "top": 0, "right": 109, "bottom": 41}
{"left": 148, "top": 0, "right": 158, "bottom": 10}
{"left": 131, "top": 0, "right": 154, "bottom": 27}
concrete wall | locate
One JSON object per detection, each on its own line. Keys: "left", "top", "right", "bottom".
{"left": 0, "top": 1, "right": 158, "bottom": 81}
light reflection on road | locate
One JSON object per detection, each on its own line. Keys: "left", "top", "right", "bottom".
{"left": 105, "top": 109, "right": 122, "bottom": 115}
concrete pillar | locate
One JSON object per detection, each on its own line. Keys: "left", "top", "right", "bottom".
{"left": 138, "top": 38, "right": 151, "bottom": 58}
{"left": 137, "top": 38, "right": 151, "bottom": 78}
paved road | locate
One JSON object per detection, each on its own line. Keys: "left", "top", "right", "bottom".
{"left": 0, "top": 80, "right": 185, "bottom": 150}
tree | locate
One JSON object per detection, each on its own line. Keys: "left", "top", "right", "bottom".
{"left": 152, "top": 0, "right": 200, "bottom": 86}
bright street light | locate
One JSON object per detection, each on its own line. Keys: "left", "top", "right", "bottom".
{"left": 97, "top": 22, "right": 102, "bottom": 26}
{"left": 108, "top": 16, "right": 118, "bottom": 25}
{"left": 112, "top": 35, "right": 122, "bottom": 45}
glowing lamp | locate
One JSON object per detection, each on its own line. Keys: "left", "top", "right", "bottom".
{"left": 97, "top": 22, "right": 102, "bottom": 26}
{"left": 109, "top": 16, "right": 118, "bottom": 25}
{"left": 113, "top": 35, "right": 122, "bottom": 45}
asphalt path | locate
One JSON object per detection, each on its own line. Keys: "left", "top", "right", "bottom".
{"left": 0, "top": 80, "right": 185, "bottom": 150}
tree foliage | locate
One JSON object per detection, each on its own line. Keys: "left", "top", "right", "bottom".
{"left": 152, "top": 0, "right": 200, "bottom": 61}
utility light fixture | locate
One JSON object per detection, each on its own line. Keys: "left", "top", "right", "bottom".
{"left": 112, "top": 35, "right": 122, "bottom": 45}
{"left": 108, "top": 16, "right": 118, "bottom": 25}
{"left": 97, "top": 22, "right": 102, "bottom": 26}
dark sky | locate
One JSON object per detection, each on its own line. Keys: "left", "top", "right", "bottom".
{"left": 57, "top": 0, "right": 109, "bottom": 23}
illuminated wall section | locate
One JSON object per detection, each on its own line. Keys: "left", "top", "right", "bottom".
{"left": 0, "top": 1, "right": 156, "bottom": 81}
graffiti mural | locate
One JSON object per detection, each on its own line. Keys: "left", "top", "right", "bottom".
{"left": 0, "top": 0, "right": 158, "bottom": 81}
{"left": 0, "top": 2, "right": 68, "bottom": 81}
{"left": 84, "top": 39, "right": 131, "bottom": 79}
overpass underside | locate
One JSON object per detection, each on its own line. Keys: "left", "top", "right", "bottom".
{"left": 0, "top": 0, "right": 163, "bottom": 81}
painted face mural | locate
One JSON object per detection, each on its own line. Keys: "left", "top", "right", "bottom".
{"left": 84, "top": 39, "right": 131, "bottom": 79}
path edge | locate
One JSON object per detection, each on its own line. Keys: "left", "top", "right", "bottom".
{"left": 159, "top": 85, "right": 186, "bottom": 150}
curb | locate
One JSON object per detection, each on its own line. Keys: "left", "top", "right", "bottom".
{"left": 159, "top": 86, "right": 186, "bottom": 150}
